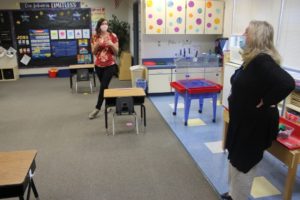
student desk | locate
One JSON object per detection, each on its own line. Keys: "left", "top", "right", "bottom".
{"left": 0, "top": 150, "right": 39, "bottom": 200}
{"left": 69, "top": 64, "right": 96, "bottom": 89}
{"left": 104, "top": 88, "right": 146, "bottom": 129}
{"left": 222, "top": 109, "right": 300, "bottom": 200}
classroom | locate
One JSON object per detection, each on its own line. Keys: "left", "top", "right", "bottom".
{"left": 0, "top": 1, "right": 299, "bottom": 200}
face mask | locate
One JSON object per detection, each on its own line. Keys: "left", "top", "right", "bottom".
{"left": 239, "top": 36, "right": 246, "bottom": 49}
{"left": 100, "top": 24, "right": 108, "bottom": 32}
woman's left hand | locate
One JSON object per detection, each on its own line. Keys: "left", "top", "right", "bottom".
{"left": 107, "top": 40, "right": 114, "bottom": 47}
{"left": 256, "top": 99, "right": 264, "bottom": 108}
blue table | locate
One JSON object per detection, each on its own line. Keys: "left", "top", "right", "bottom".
{"left": 170, "top": 79, "right": 222, "bottom": 126}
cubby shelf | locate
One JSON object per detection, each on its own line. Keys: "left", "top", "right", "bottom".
{"left": 0, "top": 55, "right": 19, "bottom": 81}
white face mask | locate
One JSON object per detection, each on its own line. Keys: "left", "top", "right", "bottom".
{"left": 100, "top": 24, "right": 108, "bottom": 32}
{"left": 239, "top": 36, "right": 246, "bottom": 49}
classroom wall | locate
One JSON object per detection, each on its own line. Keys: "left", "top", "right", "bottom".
{"left": 0, "top": 0, "right": 131, "bottom": 75}
{"left": 223, "top": 0, "right": 300, "bottom": 71}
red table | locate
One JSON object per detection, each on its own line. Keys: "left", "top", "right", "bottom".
{"left": 170, "top": 79, "right": 222, "bottom": 125}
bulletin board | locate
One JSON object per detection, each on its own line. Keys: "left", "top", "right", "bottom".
{"left": 12, "top": 8, "right": 92, "bottom": 68}
{"left": 0, "top": 11, "right": 13, "bottom": 49}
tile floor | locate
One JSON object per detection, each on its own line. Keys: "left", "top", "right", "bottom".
{"left": 150, "top": 95, "right": 300, "bottom": 200}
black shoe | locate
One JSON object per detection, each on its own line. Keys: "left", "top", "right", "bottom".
{"left": 221, "top": 192, "right": 233, "bottom": 200}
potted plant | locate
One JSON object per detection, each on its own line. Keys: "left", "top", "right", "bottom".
{"left": 109, "top": 15, "right": 131, "bottom": 80}
{"left": 108, "top": 14, "right": 130, "bottom": 56}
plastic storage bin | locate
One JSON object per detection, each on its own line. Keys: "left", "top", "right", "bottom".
{"left": 48, "top": 68, "right": 58, "bottom": 78}
{"left": 136, "top": 79, "right": 147, "bottom": 90}
{"left": 278, "top": 123, "right": 294, "bottom": 139}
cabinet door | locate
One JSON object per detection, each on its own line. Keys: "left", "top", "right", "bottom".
{"left": 148, "top": 69, "right": 172, "bottom": 93}
{"left": 145, "top": 0, "right": 166, "bottom": 34}
{"left": 186, "top": 0, "right": 205, "bottom": 34}
{"left": 204, "top": 0, "right": 224, "bottom": 34}
{"left": 172, "top": 68, "right": 204, "bottom": 81}
{"left": 204, "top": 72, "right": 221, "bottom": 84}
{"left": 166, "top": 0, "right": 186, "bottom": 34}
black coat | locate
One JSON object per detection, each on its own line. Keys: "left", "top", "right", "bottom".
{"left": 225, "top": 53, "right": 295, "bottom": 173}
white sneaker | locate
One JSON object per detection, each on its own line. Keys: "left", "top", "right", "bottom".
{"left": 89, "top": 109, "right": 100, "bottom": 119}
{"left": 106, "top": 107, "right": 112, "bottom": 113}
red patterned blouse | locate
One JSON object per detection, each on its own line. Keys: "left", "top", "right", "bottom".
{"left": 92, "top": 33, "right": 118, "bottom": 67}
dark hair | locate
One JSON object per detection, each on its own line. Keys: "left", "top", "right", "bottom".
{"left": 95, "top": 18, "right": 111, "bottom": 34}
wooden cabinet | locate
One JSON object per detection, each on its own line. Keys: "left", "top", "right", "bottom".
{"left": 144, "top": 0, "right": 224, "bottom": 35}
{"left": 147, "top": 66, "right": 222, "bottom": 94}
{"left": 172, "top": 67, "right": 204, "bottom": 81}
{"left": 204, "top": 0, "right": 224, "bottom": 34}
{"left": 203, "top": 67, "right": 222, "bottom": 84}
{"left": 147, "top": 68, "right": 172, "bottom": 93}
{"left": 186, "top": 0, "right": 206, "bottom": 34}
{"left": 166, "top": 0, "right": 186, "bottom": 34}
{"left": 0, "top": 55, "right": 19, "bottom": 81}
{"left": 144, "top": 0, "right": 166, "bottom": 34}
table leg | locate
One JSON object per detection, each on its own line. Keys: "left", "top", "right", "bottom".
{"left": 173, "top": 92, "right": 179, "bottom": 115}
{"left": 69, "top": 74, "right": 73, "bottom": 89}
{"left": 31, "top": 179, "right": 39, "bottom": 198}
{"left": 141, "top": 104, "right": 146, "bottom": 127}
{"left": 93, "top": 71, "right": 96, "bottom": 87}
{"left": 105, "top": 105, "right": 108, "bottom": 129}
{"left": 212, "top": 94, "right": 217, "bottom": 122}
{"left": 184, "top": 93, "right": 191, "bottom": 126}
{"left": 26, "top": 180, "right": 31, "bottom": 200}
{"left": 198, "top": 97, "right": 204, "bottom": 113}
{"left": 283, "top": 154, "right": 299, "bottom": 200}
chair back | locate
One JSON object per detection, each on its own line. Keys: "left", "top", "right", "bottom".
{"left": 76, "top": 69, "right": 90, "bottom": 81}
{"left": 116, "top": 97, "right": 134, "bottom": 115}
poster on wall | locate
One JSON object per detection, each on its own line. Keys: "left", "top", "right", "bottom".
{"left": 29, "top": 29, "right": 51, "bottom": 59}
{"left": 52, "top": 40, "right": 77, "bottom": 57}
{"left": 67, "top": 30, "right": 75, "bottom": 39}
{"left": 91, "top": 8, "right": 105, "bottom": 34}
{"left": 50, "top": 30, "right": 58, "bottom": 39}
{"left": 13, "top": 8, "right": 92, "bottom": 68}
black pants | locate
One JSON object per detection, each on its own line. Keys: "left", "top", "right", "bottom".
{"left": 95, "top": 64, "right": 117, "bottom": 110}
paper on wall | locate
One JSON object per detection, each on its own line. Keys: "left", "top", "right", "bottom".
{"left": 82, "top": 29, "right": 90, "bottom": 39}
{"left": 8, "top": 47, "right": 17, "bottom": 54}
{"left": 50, "top": 30, "right": 58, "bottom": 40}
{"left": 20, "top": 54, "right": 31, "bottom": 65}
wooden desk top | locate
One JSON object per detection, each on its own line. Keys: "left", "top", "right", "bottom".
{"left": 104, "top": 88, "right": 146, "bottom": 98}
{"left": 0, "top": 150, "right": 37, "bottom": 186}
{"left": 69, "top": 64, "right": 94, "bottom": 69}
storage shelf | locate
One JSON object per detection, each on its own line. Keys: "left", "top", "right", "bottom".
{"left": 286, "top": 103, "right": 300, "bottom": 113}
{"left": 0, "top": 55, "right": 19, "bottom": 81}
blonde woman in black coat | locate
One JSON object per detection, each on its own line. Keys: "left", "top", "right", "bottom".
{"left": 221, "top": 21, "right": 295, "bottom": 200}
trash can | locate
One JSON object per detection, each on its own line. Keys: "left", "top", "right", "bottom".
{"left": 130, "top": 65, "right": 145, "bottom": 87}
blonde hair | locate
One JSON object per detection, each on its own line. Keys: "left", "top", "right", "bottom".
{"left": 241, "top": 20, "right": 281, "bottom": 67}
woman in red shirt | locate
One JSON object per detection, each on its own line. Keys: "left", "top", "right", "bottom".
{"left": 89, "top": 18, "right": 119, "bottom": 119}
